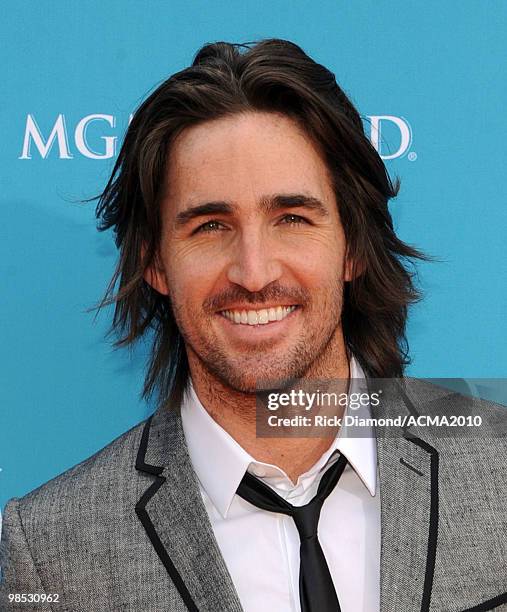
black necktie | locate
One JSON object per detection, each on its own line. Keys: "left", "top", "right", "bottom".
{"left": 236, "top": 452, "right": 347, "bottom": 612}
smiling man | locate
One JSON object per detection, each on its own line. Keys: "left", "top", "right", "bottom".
{"left": 1, "top": 39, "right": 506, "bottom": 612}
{"left": 148, "top": 110, "right": 354, "bottom": 479}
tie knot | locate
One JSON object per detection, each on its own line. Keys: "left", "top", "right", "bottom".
{"left": 236, "top": 453, "right": 348, "bottom": 533}
{"left": 291, "top": 499, "right": 324, "bottom": 540}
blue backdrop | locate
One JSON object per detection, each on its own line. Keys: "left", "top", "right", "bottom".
{"left": 1, "top": 1, "right": 506, "bottom": 511}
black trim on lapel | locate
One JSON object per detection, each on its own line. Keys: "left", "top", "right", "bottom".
{"left": 405, "top": 434, "right": 439, "bottom": 612}
{"left": 400, "top": 381, "right": 440, "bottom": 612}
{"left": 462, "top": 591, "right": 507, "bottom": 611}
{"left": 135, "top": 416, "right": 199, "bottom": 612}
{"left": 135, "top": 415, "right": 163, "bottom": 475}
{"left": 373, "top": 378, "right": 443, "bottom": 612}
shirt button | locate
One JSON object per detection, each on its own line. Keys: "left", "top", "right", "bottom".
{"left": 252, "top": 466, "right": 266, "bottom": 477}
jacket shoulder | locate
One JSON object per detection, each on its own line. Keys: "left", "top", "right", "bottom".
{"left": 11, "top": 417, "right": 149, "bottom": 528}
{"left": 402, "top": 376, "right": 507, "bottom": 435}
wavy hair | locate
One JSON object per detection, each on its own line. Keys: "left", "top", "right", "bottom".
{"left": 92, "top": 39, "right": 428, "bottom": 409}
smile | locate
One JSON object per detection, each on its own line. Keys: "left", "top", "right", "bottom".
{"left": 220, "top": 305, "right": 298, "bottom": 326}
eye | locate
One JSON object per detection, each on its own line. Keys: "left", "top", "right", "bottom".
{"left": 279, "top": 214, "right": 308, "bottom": 225}
{"left": 193, "top": 220, "right": 225, "bottom": 234}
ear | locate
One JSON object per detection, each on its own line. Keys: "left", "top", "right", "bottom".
{"left": 343, "top": 250, "right": 365, "bottom": 282}
{"left": 141, "top": 242, "right": 170, "bottom": 296}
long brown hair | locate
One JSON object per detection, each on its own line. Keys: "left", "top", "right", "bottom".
{"left": 92, "top": 39, "right": 427, "bottom": 409}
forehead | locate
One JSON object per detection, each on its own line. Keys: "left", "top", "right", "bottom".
{"left": 162, "top": 111, "right": 336, "bottom": 213}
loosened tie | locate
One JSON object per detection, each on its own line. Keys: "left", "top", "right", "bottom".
{"left": 236, "top": 453, "right": 347, "bottom": 612}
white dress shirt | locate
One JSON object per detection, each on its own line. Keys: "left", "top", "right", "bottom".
{"left": 181, "top": 357, "right": 380, "bottom": 612}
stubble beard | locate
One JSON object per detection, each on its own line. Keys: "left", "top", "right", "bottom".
{"left": 173, "top": 282, "right": 345, "bottom": 395}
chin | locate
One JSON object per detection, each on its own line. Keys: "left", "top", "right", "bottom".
{"left": 189, "top": 335, "right": 317, "bottom": 393}
{"left": 217, "top": 360, "right": 308, "bottom": 394}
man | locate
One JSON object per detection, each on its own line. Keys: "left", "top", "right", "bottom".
{"left": 1, "top": 39, "right": 506, "bottom": 612}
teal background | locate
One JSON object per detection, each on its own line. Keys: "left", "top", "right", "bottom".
{"left": 1, "top": 1, "right": 506, "bottom": 510}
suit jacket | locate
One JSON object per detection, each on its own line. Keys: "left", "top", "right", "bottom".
{"left": 1, "top": 378, "right": 506, "bottom": 612}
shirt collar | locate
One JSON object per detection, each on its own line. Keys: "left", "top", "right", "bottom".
{"left": 181, "top": 356, "right": 377, "bottom": 518}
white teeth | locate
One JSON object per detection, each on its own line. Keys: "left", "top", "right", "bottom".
{"left": 247, "top": 310, "right": 258, "bottom": 325}
{"left": 221, "top": 306, "right": 297, "bottom": 326}
{"left": 258, "top": 309, "right": 269, "bottom": 324}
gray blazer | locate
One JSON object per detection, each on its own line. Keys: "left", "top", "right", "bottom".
{"left": 1, "top": 379, "right": 506, "bottom": 611}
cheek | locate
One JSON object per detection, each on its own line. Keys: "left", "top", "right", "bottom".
{"left": 290, "top": 241, "right": 346, "bottom": 285}
{"left": 166, "top": 249, "right": 223, "bottom": 310}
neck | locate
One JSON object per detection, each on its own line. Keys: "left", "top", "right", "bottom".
{"left": 187, "top": 326, "right": 350, "bottom": 483}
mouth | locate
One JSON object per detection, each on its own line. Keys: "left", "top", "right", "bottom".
{"left": 218, "top": 305, "right": 299, "bottom": 326}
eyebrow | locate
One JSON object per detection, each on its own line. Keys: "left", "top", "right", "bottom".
{"left": 174, "top": 201, "right": 233, "bottom": 227}
{"left": 260, "top": 194, "right": 329, "bottom": 217}
{"left": 173, "top": 194, "right": 329, "bottom": 228}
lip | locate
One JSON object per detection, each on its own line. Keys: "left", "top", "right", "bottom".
{"left": 214, "top": 305, "right": 301, "bottom": 342}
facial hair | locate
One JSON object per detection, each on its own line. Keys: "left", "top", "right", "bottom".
{"left": 171, "top": 279, "right": 345, "bottom": 394}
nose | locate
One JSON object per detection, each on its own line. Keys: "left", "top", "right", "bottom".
{"left": 226, "top": 229, "right": 283, "bottom": 292}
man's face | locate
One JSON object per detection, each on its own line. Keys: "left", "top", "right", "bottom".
{"left": 146, "top": 111, "right": 352, "bottom": 392}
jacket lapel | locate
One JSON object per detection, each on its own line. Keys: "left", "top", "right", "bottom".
{"left": 372, "top": 379, "right": 440, "bottom": 612}
{"left": 135, "top": 404, "right": 243, "bottom": 612}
